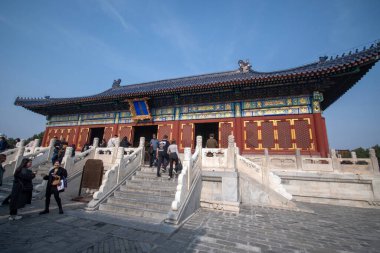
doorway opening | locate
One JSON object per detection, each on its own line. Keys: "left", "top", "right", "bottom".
{"left": 89, "top": 127, "right": 105, "bottom": 145}
{"left": 132, "top": 125, "right": 158, "bottom": 147}
{"left": 194, "top": 122, "right": 219, "bottom": 148}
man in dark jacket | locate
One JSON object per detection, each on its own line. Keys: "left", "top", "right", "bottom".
{"left": 206, "top": 134, "right": 218, "bottom": 148}
{"left": 156, "top": 135, "right": 170, "bottom": 177}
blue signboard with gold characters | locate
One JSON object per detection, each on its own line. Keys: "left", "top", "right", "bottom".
{"left": 127, "top": 98, "right": 152, "bottom": 121}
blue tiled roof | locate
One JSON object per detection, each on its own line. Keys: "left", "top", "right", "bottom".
{"left": 15, "top": 42, "right": 380, "bottom": 110}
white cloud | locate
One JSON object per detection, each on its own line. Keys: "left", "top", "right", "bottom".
{"left": 97, "top": 0, "right": 136, "bottom": 34}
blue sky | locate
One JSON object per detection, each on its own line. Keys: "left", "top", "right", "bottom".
{"left": 0, "top": 0, "right": 379, "bottom": 149}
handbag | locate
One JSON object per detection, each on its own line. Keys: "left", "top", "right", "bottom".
{"left": 175, "top": 159, "right": 183, "bottom": 172}
{"left": 57, "top": 180, "right": 65, "bottom": 192}
{"left": 57, "top": 176, "right": 67, "bottom": 192}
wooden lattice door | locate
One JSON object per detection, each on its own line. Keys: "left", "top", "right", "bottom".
{"left": 157, "top": 124, "right": 173, "bottom": 141}
{"left": 180, "top": 123, "right": 194, "bottom": 149}
{"left": 219, "top": 122, "right": 233, "bottom": 148}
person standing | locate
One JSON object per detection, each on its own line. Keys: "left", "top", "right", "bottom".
{"left": 9, "top": 158, "right": 36, "bottom": 220}
{"left": 149, "top": 134, "right": 159, "bottom": 167}
{"left": 107, "top": 135, "right": 118, "bottom": 147}
{"left": 156, "top": 135, "right": 170, "bottom": 177}
{"left": 39, "top": 160, "right": 67, "bottom": 215}
{"left": 167, "top": 140, "right": 179, "bottom": 180}
{"left": 0, "top": 136, "right": 8, "bottom": 152}
{"left": 120, "top": 136, "right": 131, "bottom": 148}
{"left": 0, "top": 154, "right": 6, "bottom": 186}
{"left": 206, "top": 134, "right": 218, "bottom": 148}
{"left": 70, "top": 144, "right": 76, "bottom": 157}
{"left": 15, "top": 138, "right": 21, "bottom": 148}
{"left": 81, "top": 142, "right": 90, "bottom": 152}
{"left": 99, "top": 138, "right": 107, "bottom": 147}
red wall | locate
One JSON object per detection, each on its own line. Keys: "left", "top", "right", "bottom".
{"left": 42, "top": 113, "right": 329, "bottom": 157}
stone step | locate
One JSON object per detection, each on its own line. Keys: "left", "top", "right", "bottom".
{"left": 139, "top": 167, "right": 158, "bottom": 173}
{"left": 131, "top": 175, "right": 178, "bottom": 184}
{"left": 111, "top": 191, "right": 173, "bottom": 204}
{"left": 124, "top": 181, "right": 177, "bottom": 191}
{"left": 99, "top": 203, "right": 167, "bottom": 220}
{"left": 113, "top": 191, "right": 174, "bottom": 203}
{"left": 106, "top": 196, "right": 171, "bottom": 211}
{"left": 120, "top": 185, "right": 176, "bottom": 197}
{"left": 135, "top": 170, "right": 179, "bottom": 178}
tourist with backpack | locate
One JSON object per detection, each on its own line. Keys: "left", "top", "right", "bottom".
{"left": 156, "top": 135, "right": 170, "bottom": 177}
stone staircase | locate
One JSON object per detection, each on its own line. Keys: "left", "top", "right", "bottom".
{"left": 98, "top": 165, "right": 177, "bottom": 221}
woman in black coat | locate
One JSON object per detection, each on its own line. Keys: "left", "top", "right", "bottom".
{"left": 9, "top": 158, "right": 36, "bottom": 220}
{"left": 39, "top": 160, "right": 67, "bottom": 215}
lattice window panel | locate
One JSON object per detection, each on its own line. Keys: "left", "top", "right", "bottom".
{"left": 67, "top": 128, "right": 76, "bottom": 145}
{"left": 78, "top": 129, "right": 89, "bottom": 149}
{"left": 245, "top": 122, "right": 258, "bottom": 148}
{"left": 181, "top": 124, "right": 193, "bottom": 149}
{"left": 119, "top": 126, "right": 131, "bottom": 139}
{"left": 104, "top": 127, "right": 113, "bottom": 142}
{"left": 62, "top": 129, "right": 69, "bottom": 143}
{"left": 158, "top": 125, "right": 172, "bottom": 140}
{"left": 220, "top": 122, "right": 233, "bottom": 148}
{"left": 295, "top": 120, "right": 311, "bottom": 149}
{"left": 277, "top": 121, "right": 292, "bottom": 149}
{"left": 56, "top": 129, "right": 63, "bottom": 140}
{"left": 45, "top": 129, "right": 56, "bottom": 146}
{"left": 261, "top": 121, "right": 275, "bottom": 149}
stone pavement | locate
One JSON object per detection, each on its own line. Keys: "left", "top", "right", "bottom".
{"left": 0, "top": 194, "right": 380, "bottom": 253}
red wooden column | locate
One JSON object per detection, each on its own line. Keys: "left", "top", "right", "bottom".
{"left": 234, "top": 118, "right": 243, "bottom": 152}
{"left": 313, "top": 113, "right": 329, "bottom": 157}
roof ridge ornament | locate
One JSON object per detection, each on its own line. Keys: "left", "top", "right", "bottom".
{"left": 319, "top": 56, "right": 328, "bottom": 63}
{"left": 112, "top": 79, "right": 121, "bottom": 88}
{"left": 238, "top": 60, "right": 251, "bottom": 73}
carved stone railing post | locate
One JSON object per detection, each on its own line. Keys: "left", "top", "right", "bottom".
{"left": 110, "top": 137, "right": 121, "bottom": 163}
{"left": 196, "top": 135, "right": 202, "bottom": 165}
{"left": 370, "top": 149, "right": 380, "bottom": 175}
{"left": 139, "top": 137, "right": 145, "bottom": 166}
{"left": 47, "top": 138, "right": 56, "bottom": 162}
{"left": 20, "top": 139, "right": 25, "bottom": 147}
{"left": 351, "top": 151, "right": 357, "bottom": 162}
{"left": 196, "top": 135, "right": 202, "bottom": 150}
{"left": 32, "top": 138, "right": 40, "bottom": 153}
{"left": 263, "top": 148, "right": 269, "bottom": 186}
{"left": 116, "top": 147, "right": 124, "bottom": 184}
{"left": 14, "top": 146, "right": 26, "bottom": 172}
{"left": 227, "top": 135, "right": 235, "bottom": 171}
{"left": 184, "top": 147, "right": 191, "bottom": 190}
{"left": 62, "top": 146, "right": 74, "bottom": 173}
{"left": 93, "top": 137, "right": 99, "bottom": 148}
{"left": 330, "top": 149, "right": 341, "bottom": 172}
{"left": 295, "top": 149, "right": 302, "bottom": 170}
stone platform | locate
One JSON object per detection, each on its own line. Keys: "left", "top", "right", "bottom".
{"left": 1, "top": 194, "right": 379, "bottom": 253}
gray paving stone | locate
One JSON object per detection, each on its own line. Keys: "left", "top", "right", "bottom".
{"left": 1, "top": 199, "right": 380, "bottom": 252}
